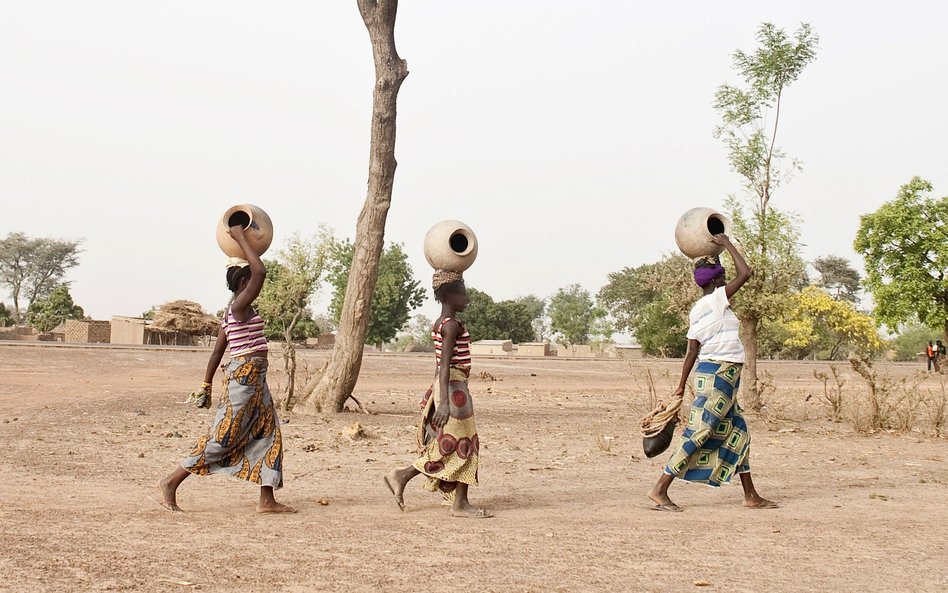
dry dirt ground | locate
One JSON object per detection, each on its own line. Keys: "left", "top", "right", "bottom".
{"left": 1, "top": 344, "right": 946, "bottom": 593}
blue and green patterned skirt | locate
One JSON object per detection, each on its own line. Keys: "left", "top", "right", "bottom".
{"left": 664, "top": 360, "right": 750, "bottom": 486}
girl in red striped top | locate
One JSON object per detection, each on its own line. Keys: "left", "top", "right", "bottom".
{"left": 384, "top": 271, "right": 491, "bottom": 518}
{"left": 158, "top": 223, "right": 294, "bottom": 515}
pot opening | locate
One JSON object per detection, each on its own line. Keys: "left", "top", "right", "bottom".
{"left": 706, "top": 215, "right": 725, "bottom": 236}
{"left": 227, "top": 210, "right": 252, "bottom": 229}
{"left": 449, "top": 232, "right": 470, "bottom": 254}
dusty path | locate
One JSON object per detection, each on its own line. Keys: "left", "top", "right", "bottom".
{"left": 0, "top": 344, "right": 946, "bottom": 592}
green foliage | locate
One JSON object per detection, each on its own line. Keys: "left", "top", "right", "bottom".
{"left": 854, "top": 177, "right": 948, "bottom": 339}
{"left": 598, "top": 254, "right": 695, "bottom": 357}
{"left": 0, "top": 302, "right": 12, "bottom": 327}
{"left": 726, "top": 199, "right": 807, "bottom": 326}
{"left": 548, "top": 283, "right": 611, "bottom": 346}
{"left": 328, "top": 240, "right": 425, "bottom": 347}
{"left": 462, "top": 288, "right": 545, "bottom": 343}
{"left": 713, "top": 23, "right": 819, "bottom": 207}
{"left": 26, "top": 284, "right": 85, "bottom": 333}
{"left": 813, "top": 255, "right": 861, "bottom": 303}
{"left": 890, "top": 322, "right": 936, "bottom": 362}
{"left": 256, "top": 232, "right": 332, "bottom": 343}
{"left": 0, "top": 232, "right": 82, "bottom": 323}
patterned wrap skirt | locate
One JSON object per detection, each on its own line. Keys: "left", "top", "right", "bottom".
{"left": 181, "top": 356, "right": 284, "bottom": 489}
{"left": 664, "top": 360, "right": 750, "bottom": 486}
{"left": 413, "top": 367, "right": 479, "bottom": 500}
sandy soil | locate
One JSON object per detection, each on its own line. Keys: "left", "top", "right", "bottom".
{"left": 1, "top": 343, "right": 946, "bottom": 593}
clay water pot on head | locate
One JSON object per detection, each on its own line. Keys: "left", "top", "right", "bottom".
{"left": 216, "top": 204, "right": 274, "bottom": 258}
{"left": 674, "top": 207, "right": 731, "bottom": 259}
{"left": 424, "top": 220, "right": 478, "bottom": 272}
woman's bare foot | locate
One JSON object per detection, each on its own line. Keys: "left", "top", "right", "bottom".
{"left": 450, "top": 500, "right": 493, "bottom": 519}
{"left": 744, "top": 496, "right": 779, "bottom": 509}
{"left": 383, "top": 470, "right": 407, "bottom": 511}
{"left": 647, "top": 485, "right": 683, "bottom": 512}
{"left": 256, "top": 501, "right": 298, "bottom": 514}
{"left": 157, "top": 477, "right": 182, "bottom": 512}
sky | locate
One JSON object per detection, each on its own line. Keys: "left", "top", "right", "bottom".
{"left": 2, "top": 1, "right": 946, "bottom": 324}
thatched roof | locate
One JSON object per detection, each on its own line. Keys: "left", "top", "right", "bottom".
{"left": 152, "top": 300, "right": 220, "bottom": 336}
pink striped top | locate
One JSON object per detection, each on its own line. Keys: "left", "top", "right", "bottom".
{"left": 223, "top": 307, "right": 268, "bottom": 358}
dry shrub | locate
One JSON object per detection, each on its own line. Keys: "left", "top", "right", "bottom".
{"left": 925, "top": 379, "right": 948, "bottom": 437}
{"left": 848, "top": 355, "right": 930, "bottom": 434}
{"left": 814, "top": 365, "right": 845, "bottom": 422}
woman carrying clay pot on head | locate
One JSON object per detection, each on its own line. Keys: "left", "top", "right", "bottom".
{"left": 383, "top": 271, "right": 492, "bottom": 518}
{"left": 157, "top": 224, "right": 295, "bottom": 514}
{"left": 647, "top": 234, "right": 777, "bottom": 512}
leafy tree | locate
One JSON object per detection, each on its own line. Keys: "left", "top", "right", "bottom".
{"left": 890, "top": 322, "right": 935, "bottom": 362}
{"left": 548, "top": 283, "right": 611, "bottom": 346}
{"left": 327, "top": 240, "right": 425, "bottom": 349}
{"left": 0, "top": 233, "right": 81, "bottom": 323}
{"left": 813, "top": 255, "right": 861, "bottom": 303}
{"left": 405, "top": 313, "right": 434, "bottom": 350}
{"left": 462, "top": 288, "right": 545, "bottom": 343}
{"left": 26, "top": 284, "right": 85, "bottom": 333}
{"left": 854, "top": 177, "right": 948, "bottom": 340}
{"left": 0, "top": 302, "right": 12, "bottom": 327}
{"left": 779, "top": 286, "right": 883, "bottom": 360}
{"left": 599, "top": 254, "right": 695, "bottom": 357}
{"left": 255, "top": 232, "right": 332, "bottom": 406}
{"left": 713, "top": 22, "right": 819, "bottom": 403}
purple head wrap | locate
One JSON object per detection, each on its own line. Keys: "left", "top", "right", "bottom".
{"left": 694, "top": 264, "right": 725, "bottom": 287}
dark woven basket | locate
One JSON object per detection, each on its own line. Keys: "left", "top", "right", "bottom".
{"left": 642, "top": 418, "right": 678, "bottom": 458}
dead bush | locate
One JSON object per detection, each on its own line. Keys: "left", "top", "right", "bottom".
{"left": 814, "top": 365, "right": 845, "bottom": 422}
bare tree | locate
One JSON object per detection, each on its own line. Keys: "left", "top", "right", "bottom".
{"left": 298, "top": 0, "right": 408, "bottom": 413}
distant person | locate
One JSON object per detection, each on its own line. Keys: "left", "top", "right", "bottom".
{"left": 647, "top": 234, "right": 777, "bottom": 512}
{"left": 927, "top": 341, "right": 936, "bottom": 372}
{"left": 384, "top": 271, "right": 492, "bottom": 518}
{"left": 157, "top": 224, "right": 295, "bottom": 514}
{"left": 938, "top": 340, "right": 947, "bottom": 372}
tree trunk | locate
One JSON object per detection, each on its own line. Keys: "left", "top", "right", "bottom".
{"left": 296, "top": 0, "right": 408, "bottom": 414}
{"left": 740, "top": 315, "right": 761, "bottom": 410}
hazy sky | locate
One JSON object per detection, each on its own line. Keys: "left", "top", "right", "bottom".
{"left": 2, "top": 1, "right": 946, "bottom": 323}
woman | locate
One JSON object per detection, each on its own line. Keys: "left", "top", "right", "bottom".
{"left": 157, "top": 224, "right": 295, "bottom": 514}
{"left": 384, "top": 271, "right": 492, "bottom": 518}
{"left": 647, "top": 234, "right": 777, "bottom": 512}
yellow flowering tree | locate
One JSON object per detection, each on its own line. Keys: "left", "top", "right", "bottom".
{"left": 781, "top": 287, "right": 883, "bottom": 360}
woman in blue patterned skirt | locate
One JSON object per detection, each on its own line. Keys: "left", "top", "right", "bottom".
{"left": 647, "top": 234, "right": 778, "bottom": 512}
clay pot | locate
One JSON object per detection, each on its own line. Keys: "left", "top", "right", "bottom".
{"left": 674, "top": 207, "right": 731, "bottom": 259}
{"left": 423, "top": 220, "right": 478, "bottom": 272}
{"left": 216, "top": 204, "right": 274, "bottom": 258}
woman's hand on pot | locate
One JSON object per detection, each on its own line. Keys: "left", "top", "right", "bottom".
{"left": 710, "top": 233, "right": 732, "bottom": 246}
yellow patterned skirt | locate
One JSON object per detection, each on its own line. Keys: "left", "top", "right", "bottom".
{"left": 181, "top": 356, "right": 283, "bottom": 489}
{"left": 413, "top": 367, "right": 479, "bottom": 500}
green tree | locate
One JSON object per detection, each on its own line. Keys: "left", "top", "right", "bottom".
{"left": 548, "top": 283, "right": 611, "bottom": 346}
{"left": 0, "top": 233, "right": 82, "bottom": 323}
{"left": 813, "top": 255, "right": 861, "bottom": 303}
{"left": 462, "top": 288, "right": 545, "bottom": 343}
{"left": 599, "top": 254, "right": 695, "bottom": 357}
{"left": 854, "top": 177, "right": 948, "bottom": 340}
{"left": 890, "top": 322, "right": 935, "bottom": 362}
{"left": 328, "top": 240, "right": 425, "bottom": 349}
{"left": 26, "top": 284, "right": 85, "bottom": 333}
{"left": 255, "top": 232, "right": 332, "bottom": 406}
{"left": 714, "top": 22, "right": 819, "bottom": 404}
{"left": 0, "top": 302, "right": 12, "bottom": 327}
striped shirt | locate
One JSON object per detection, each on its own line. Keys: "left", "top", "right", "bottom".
{"left": 223, "top": 307, "right": 268, "bottom": 358}
{"left": 433, "top": 317, "right": 471, "bottom": 368}
{"left": 687, "top": 286, "right": 745, "bottom": 363}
